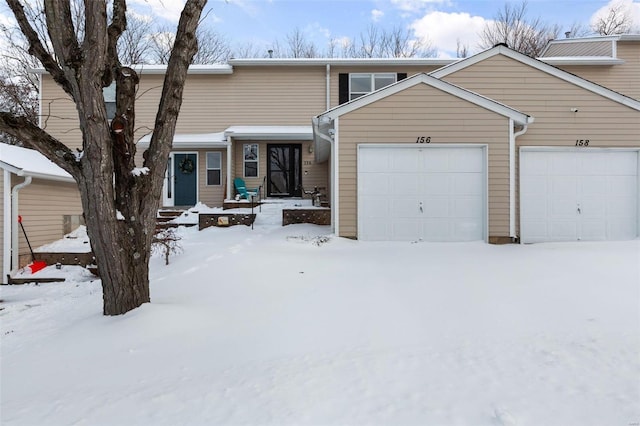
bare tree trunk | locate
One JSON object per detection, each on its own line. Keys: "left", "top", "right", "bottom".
{"left": 1, "top": 0, "right": 207, "bottom": 315}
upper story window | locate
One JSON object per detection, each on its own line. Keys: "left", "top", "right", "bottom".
{"left": 103, "top": 83, "right": 116, "bottom": 120}
{"left": 206, "top": 152, "right": 222, "bottom": 186}
{"left": 243, "top": 144, "right": 258, "bottom": 178}
{"left": 349, "top": 73, "right": 397, "bottom": 100}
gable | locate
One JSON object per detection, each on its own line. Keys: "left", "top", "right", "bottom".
{"left": 432, "top": 46, "right": 640, "bottom": 111}
{"left": 438, "top": 54, "right": 640, "bottom": 147}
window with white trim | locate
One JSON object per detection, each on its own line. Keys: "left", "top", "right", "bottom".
{"left": 243, "top": 144, "right": 258, "bottom": 177}
{"left": 206, "top": 152, "right": 222, "bottom": 186}
{"left": 349, "top": 73, "right": 396, "bottom": 100}
{"left": 103, "top": 83, "right": 116, "bottom": 120}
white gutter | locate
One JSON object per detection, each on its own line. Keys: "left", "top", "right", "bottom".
{"left": 512, "top": 122, "right": 529, "bottom": 240}
{"left": 326, "top": 64, "right": 331, "bottom": 110}
{"left": 226, "top": 135, "right": 233, "bottom": 200}
{"left": 332, "top": 118, "right": 339, "bottom": 236}
{"left": 11, "top": 176, "right": 32, "bottom": 271}
{"left": 3, "top": 171, "right": 11, "bottom": 282}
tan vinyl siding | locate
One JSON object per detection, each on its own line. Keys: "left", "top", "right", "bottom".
{"left": 41, "top": 66, "right": 327, "bottom": 151}
{"left": 442, "top": 53, "right": 640, "bottom": 236}
{"left": 337, "top": 83, "right": 511, "bottom": 239}
{"left": 17, "top": 178, "right": 83, "bottom": 267}
{"left": 233, "top": 140, "right": 329, "bottom": 200}
{"left": 543, "top": 41, "right": 613, "bottom": 57}
{"left": 0, "top": 172, "right": 4, "bottom": 275}
{"left": 329, "top": 66, "right": 442, "bottom": 108}
{"left": 198, "top": 148, "right": 227, "bottom": 207}
{"left": 441, "top": 54, "right": 640, "bottom": 148}
{"left": 557, "top": 42, "right": 640, "bottom": 100}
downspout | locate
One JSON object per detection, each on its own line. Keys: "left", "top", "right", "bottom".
{"left": 326, "top": 64, "right": 331, "bottom": 110}
{"left": 226, "top": 136, "right": 233, "bottom": 201}
{"left": 511, "top": 121, "right": 529, "bottom": 240}
{"left": 3, "top": 171, "right": 12, "bottom": 282}
{"left": 11, "top": 176, "right": 32, "bottom": 271}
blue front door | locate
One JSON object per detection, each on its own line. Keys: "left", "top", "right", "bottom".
{"left": 173, "top": 153, "right": 197, "bottom": 206}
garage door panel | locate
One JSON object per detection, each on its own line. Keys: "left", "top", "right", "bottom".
{"left": 420, "top": 174, "right": 450, "bottom": 195}
{"left": 452, "top": 196, "right": 483, "bottom": 218}
{"left": 422, "top": 149, "right": 451, "bottom": 172}
{"left": 607, "top": 152, "right": 637, "bottom": 175}
{"left": 449, "top": 149, "right": 484, "bottom": 172}
{"left": 359, "top": 150, "right": 390, "bottom": 173}
{"left": 360, "top": 218, "right": 391, "bottom": 241}
{"left": 454, "top": 218, "right": 483, "bottom": 241}
{"left": 360, "top": 174, "right": 390, "bottom": 196}
{"left": 454, "top": 173, "right": 484, "bottom": 195}
{"left": 391, "top": 173, "right": 421, "bottom": 196}
{"left": 359, "top": 195, "right": 390, "bottom": 218}
{"left": 521, "top": 150, "right": 638, "bottom": 243}
{"left": 359, "top": 146, "right": 485, "bottom": 242}
{"left": 391, "top": 150, "right": 421, "bottom": 173}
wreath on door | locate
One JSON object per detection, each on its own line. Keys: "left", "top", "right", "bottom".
{"left": 179, "top": 157, "right": 194, "bottom": 174}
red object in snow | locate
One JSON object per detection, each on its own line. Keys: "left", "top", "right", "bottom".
{"left": 18, "top": 215, "right": 48, "bottom": 273}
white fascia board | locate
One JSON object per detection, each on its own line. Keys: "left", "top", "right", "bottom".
{"left": 224, "top": 126, "right": 313, "bottom": 140}
{"left": 540, "top": 57, "right": 624, "bottom": 66}
{"left": 319, "top": 72, "right": 532, "bottom": 125}
{"left": 431, "top": 45, "right": 640, "bottom": 112}
{"left": 31, "top": 64, "right": 234, "bottom": 75}
{"left": 228, "top": 58, "right": 457, "bottom": 67}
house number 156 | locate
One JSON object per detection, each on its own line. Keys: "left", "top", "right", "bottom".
{"left": 416, "top": 136, "right": 431, "bottom": 143}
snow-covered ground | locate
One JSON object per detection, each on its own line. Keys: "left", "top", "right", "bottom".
{"left": 1, "top": 200, "right": 639, "bottom": 426}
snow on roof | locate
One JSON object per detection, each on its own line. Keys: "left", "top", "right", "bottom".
{"left": 0, "top": 143, "right": 74, "bottom": 182}
{"left": 31, "top": 64, "right": 233, "bottom": 75}
{"left": 539, "top": 57, "right": 624, "bottom": 66}
{"left": 137, "top": 126, "right": 314, "bottom": 148}
{"left": 224, "top": 126, "right": 313, "bottom": 140}
{"left": 137, "top": 132, "right": 228, "bottom": 148}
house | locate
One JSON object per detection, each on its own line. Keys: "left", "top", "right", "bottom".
{"left": 1, "top": 34, "right": 638, "bottom": 276}
{"left": 0, "top": 143, "right": 83, "bottom": 280}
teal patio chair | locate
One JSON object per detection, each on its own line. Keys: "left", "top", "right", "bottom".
{"left": 234, "top": 177, "right": 260, "bottom": 200}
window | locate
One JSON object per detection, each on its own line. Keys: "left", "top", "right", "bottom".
{"left": 244, "top": 144, "right": 258, "bottom": 177}
{"left": 103, "top": 83, "right": 116, "bottom": 120}
{"left": 349, "top": 73, "right": 396, "bottom": 100}
{"left": 206, "top": 152, "right": 221, "bottom": 186}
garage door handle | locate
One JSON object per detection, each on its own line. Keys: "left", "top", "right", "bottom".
{"left": 577, "top": 207, "right": 581, "bottom": 214}
{"left": 419, "top": 202, "right": 423, "bottom": 213}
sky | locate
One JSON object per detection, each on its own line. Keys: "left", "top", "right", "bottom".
{"left": 0, "top": 0, "right": 639, "bottom": 58}
{"left": 127, "top": 0, "right": 640, "bottom": 57}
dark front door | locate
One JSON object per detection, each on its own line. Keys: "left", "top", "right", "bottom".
{"left": 173, "top": 153, "right": 197, "bottom": 206}
{"left": 267, "top": 144, "right": 302, "bottom": 197}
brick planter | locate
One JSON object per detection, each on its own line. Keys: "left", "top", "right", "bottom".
{"left": 282, "top": 209, "right": 331, "bottom": 226}
{"left": 199, "top": 213, "right": 257, "bottom": 230}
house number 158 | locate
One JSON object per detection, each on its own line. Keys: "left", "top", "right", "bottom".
{"left": 416, "top": 136, "right": 431, "bottom": 143}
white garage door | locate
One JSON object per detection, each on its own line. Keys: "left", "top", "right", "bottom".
{"left": 358, "top": 145, "right": 486, "bottom": 241}
{"left": 520, "top": 150, "right": 639, "bottom": 243}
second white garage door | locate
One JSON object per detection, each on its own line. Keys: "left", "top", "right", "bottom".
{"left": 358, "top": 145, "right": 486, "bottom": 241}
{"left": 520, "top": 149, "right": 639, "bottom": 243}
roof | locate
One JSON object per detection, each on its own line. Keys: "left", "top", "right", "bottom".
{"left": 32, "top": 64, "right": 234, "bottom": 75}
{"left": 315, "top": 72, "right": 533, "bottom": 125}
{"left": 228, "top": 57, "right": 457, "bottom": 67}
{"left": 431, "top": 44, "right": 640, "bottom": 112}
{"left": 0, "top": 143, "right": 74, "bottom": 182}
{"left": 137, "top": 126, "right": 314, "bottom": 148}
{"left": 224, "top": 126, "right": 313, "bottom": 140}
{"left": 137, "top": 132, "right": 228, "bottom": 149}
